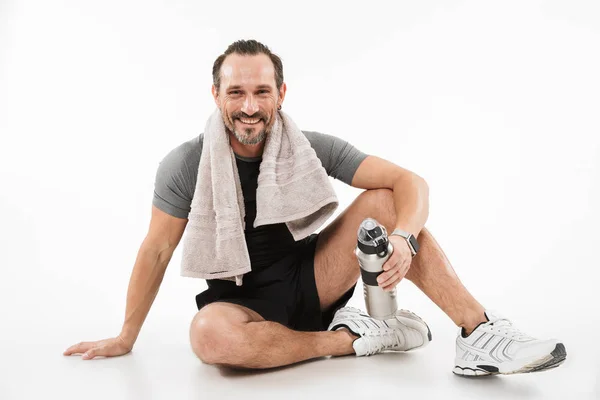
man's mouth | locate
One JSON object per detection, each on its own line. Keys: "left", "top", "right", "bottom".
{"left": 237, "top": 117, "right": 262, "bottom": 125}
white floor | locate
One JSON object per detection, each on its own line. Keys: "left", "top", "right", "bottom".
{"left": 2, "top": 0, "right": 600, "bottom": 398}
{"left": 2, "top": 257, "right": 598, "bottom": 400}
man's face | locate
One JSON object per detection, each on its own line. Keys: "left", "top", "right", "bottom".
{"left": 212, "top": 53, "right": 286, "bottom": 146}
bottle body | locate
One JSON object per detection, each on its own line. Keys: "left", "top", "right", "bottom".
{"left": 356, "top": 218, "right": 398, "bottom": 320}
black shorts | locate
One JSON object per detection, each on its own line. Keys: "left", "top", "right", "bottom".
{"left": 195, "top": 233, "right": 356, "bottom": 332}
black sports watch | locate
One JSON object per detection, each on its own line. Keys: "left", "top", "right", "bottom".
{"left": 390, "top": 228, "right": 420, "bottom": 257}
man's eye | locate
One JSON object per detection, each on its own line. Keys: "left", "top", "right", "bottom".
{"left": 229, "top": 91, "right": 241, "bottom": 95}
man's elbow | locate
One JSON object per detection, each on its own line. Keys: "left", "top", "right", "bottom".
{"left": 406, "top": 172, "right": 429, "bottom": 198}
{"left": 419, "top": 175, "right": 429, "bottom": 201}
{"left": 413, "top": 173, "right": 429, "bottom": 196}
{"left": 411, "top": 173, "right": 430, "bottom": 218}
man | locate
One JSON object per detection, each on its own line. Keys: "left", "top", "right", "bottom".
{"left": 64, "top": 40, "right": 566, "bottom": 376}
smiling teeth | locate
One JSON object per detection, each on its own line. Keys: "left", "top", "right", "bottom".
{"left": 240, "top": 118, "right": 260, "bottom": 124}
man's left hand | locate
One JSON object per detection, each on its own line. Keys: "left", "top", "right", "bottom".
{"left": 377, "top": 235, "right": 413, "bottom": 291}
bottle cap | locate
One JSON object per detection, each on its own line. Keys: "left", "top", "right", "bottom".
{"left": 357, "top": 218, "right": 389, "bottom": 255}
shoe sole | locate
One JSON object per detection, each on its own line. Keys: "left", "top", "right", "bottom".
{"left": 452, "top": 343, "right": 567, "bottom": 376}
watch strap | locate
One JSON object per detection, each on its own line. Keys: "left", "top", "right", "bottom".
{"left": 390, "top": 228, "right": 419, "bottom": 256}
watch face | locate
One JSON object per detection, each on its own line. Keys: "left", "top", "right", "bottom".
{"left": 409, "top": 235, "right": 420, "bottom": 253}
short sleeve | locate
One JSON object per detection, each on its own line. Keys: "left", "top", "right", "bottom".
{"left": 152, "top": 137, "right": 201, "bottom": 219}
{"left": 303, "top": 130, "right": 369, "bottom": 185}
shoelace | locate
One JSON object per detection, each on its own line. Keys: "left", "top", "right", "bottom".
{"left": 362, "top": 328, "right": 405, "bottom": 356}
{"left": 488, "top": 318, "right": 533, "bottom": 341}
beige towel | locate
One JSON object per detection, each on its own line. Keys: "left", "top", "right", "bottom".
{"left": 180, "top": 108, "right": 338, "bottom": 285}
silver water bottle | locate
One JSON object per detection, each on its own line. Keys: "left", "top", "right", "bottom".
{"left": 356, "top": 218, "right": 398, "bottom": 320}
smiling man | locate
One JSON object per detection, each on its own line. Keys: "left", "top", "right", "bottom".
{"left": 64, "top": 40, "right": 566, "bottom": 376}
{"left": 218, "top": 69, "right": 274, "bottom": 146}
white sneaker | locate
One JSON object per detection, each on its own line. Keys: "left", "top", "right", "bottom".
{"left": 328, "top": 306, "right": 432, "bottom": 356}
{"left": 453, "top": 310, "right": 567, "bottom": 376}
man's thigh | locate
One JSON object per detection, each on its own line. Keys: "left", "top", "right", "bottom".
{"left": 194, "top": 301, "right": 265, "bottom": 325}
{"left": 314, "top": 188, "right": 396, "bottom": 311}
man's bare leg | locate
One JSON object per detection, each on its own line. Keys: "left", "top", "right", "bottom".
{"left": 405, "top": 228, "right": 487, "bottom": 335}
{"left": 314, "top": 188, "right": 487, "bottom": 335}
{"left": 190, "top": 302, "right": 356, "bottom": 369}
{"left": 190, "top": 189, "right": 487, "bottom": 369}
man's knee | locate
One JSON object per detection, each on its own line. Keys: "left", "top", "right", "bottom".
{"left": 358, "top": 187, "right": 393, "bottom": 202}
{"left": 189, "top": 304, "right": 241, "bottom": 365}
{"left": 356, "top": 188, "right": 395, "bottom": 221}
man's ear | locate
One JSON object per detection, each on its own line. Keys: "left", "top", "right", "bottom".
{"left": 278, "top": 82, "right": 287, "bottom": 106}
{"left": 211, "top": 85, "right": 220, "bottom": 108}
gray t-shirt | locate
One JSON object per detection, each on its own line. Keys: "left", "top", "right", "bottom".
{"left": 153, "top": 130, "right": 368, "bottom": 269}
{"left": 153, "top": 130, "right": 368, "bottom": 219}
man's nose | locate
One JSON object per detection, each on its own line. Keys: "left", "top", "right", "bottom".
{"left": 241, "top": 95, "right": 259, "bottom": 115}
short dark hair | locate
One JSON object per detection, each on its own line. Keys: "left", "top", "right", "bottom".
{"left": 212, "top": 39, "right": 284, "bottom": 92}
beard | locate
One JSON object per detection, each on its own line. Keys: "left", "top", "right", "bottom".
{"left": 233, "top": 126, "right": 267, "bottom": 145}
{"left": 226, "top": 110, "right": 273, "bottom": 145}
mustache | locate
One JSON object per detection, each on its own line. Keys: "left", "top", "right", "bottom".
{"left": 231, "top": 111, "right": 268, "bottom": 120}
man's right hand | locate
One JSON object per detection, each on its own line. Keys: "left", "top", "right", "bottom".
{"left": 62, "top": 207, "right": 187, "bottom": 361}
{"left": 63, "top": 335, "right": 133, "bottom": 360}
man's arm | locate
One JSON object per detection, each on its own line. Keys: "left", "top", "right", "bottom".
{"left": 350, "top": 155, "right": 429, "bottom": 237}
{"left": 349, "top": 155, "right": 429, "bottom": 290}
{"left": 63, "top": 205, "right": 188, "bottom": 359}
{"left": 304, "top": 130, "right": 428, "bottom": 233}
{"left": 119, "top": 205, "right": 188, "bottom": 344}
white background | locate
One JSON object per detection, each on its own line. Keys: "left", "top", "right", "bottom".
{"left": 1, "top": 0, "right": 599, "bottom": 399}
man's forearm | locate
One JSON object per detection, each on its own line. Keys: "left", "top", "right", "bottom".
{"left": 392, "top": 174, "right": 429, "bottom": 237}
{"left": 119, "top": 246, "right": 171, "bottom": 346}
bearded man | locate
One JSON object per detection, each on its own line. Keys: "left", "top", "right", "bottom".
{"left": 64, "top": 39, "right": 566, "bottom": 376}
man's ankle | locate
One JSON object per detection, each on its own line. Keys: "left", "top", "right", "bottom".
{"left": 333, "top": 328, "right": 359, "bottom": 356}
{"left": 338, "top": 327, "right": 359, "bottom": 340}
{"left": 460, "top": 312, "right": 488, "bottom": 337}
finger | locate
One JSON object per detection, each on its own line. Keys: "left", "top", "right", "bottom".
{"left": 382, "top": 274, "right": 403, "bottom": 291}
{"left": 84, "top": 342, "right": 122, "bottom": 360}
{"left": 82, "top": 346, "right": 103, "bottom": 360}
{"left": 64, "top": 342, "right": 95, "bottom": 356}
{"left": 383, "top": 251, "right": 402, "bottom": 271}
{"left": 377, "top": 266, "right": 398, "bottom": 285}
{"left": 379, "top": 268, "right": 401, "bottom": 288}
{"left": 400, "top": 259, "right": 412, "bottom": 277}
{"left": 385, "top": 247, "right": 411, "bottom": 270}
{"left": 383, "top": 260, "right": 411, "bottom": 288}
{"left": 382, "top": 277, "right": 401, "bottom": 292}
{"left": 401, "top": 262, "right": 411, "bottom": 278}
